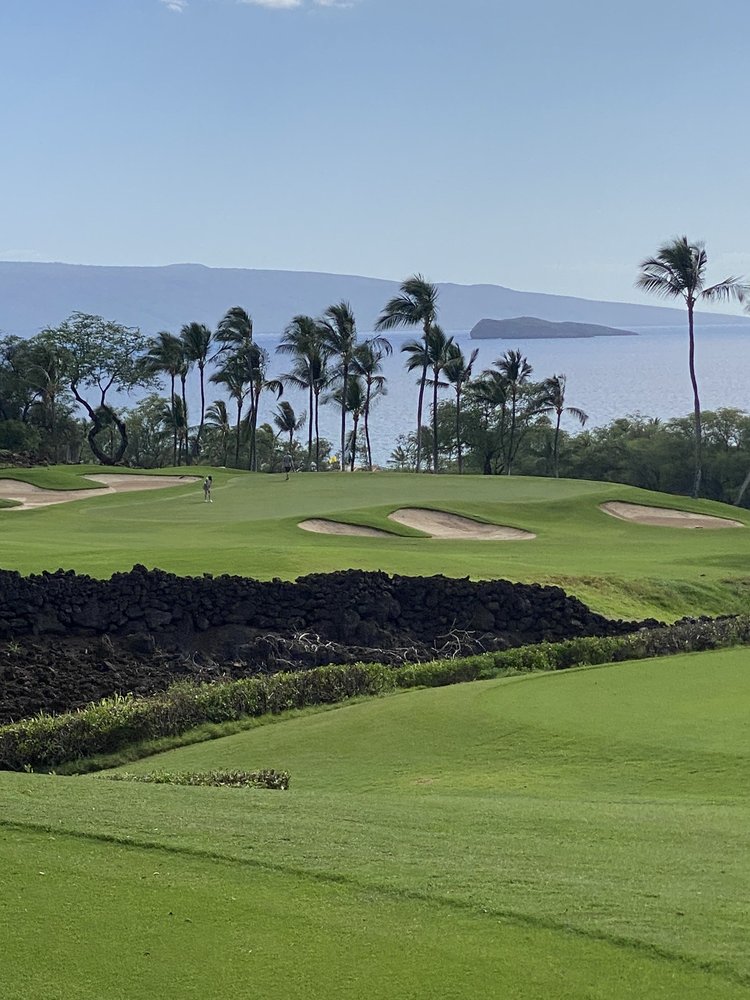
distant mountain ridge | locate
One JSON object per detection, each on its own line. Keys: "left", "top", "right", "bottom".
{"left": 470, "top": 317, "right": 638, "bottom": 340}
{"left": 1, "top": 261, "right": 748, "bottom": 337}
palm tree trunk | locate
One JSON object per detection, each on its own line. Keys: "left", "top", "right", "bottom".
{"left": 553, "top": 411, "right": 562, "bottom": 478}
{"left": 170, "top": 375, "right": 177, "bottom": 466}
{"left": 507, "top": 390, "right": 517, "bottom": 475}
{"left": 307, "top": 377, "right": 313, "bottom": 468}
{"left": 314, "top": 388, "right": 321, "bottom": 470}
{"left": 432, "top": 368, "right": 439, "bottom": 474}
{"left": 415, "top": 365, "right": 427, "bottom": 472}
{"left": 234, "top": 400, "right": 242, "bottom": 466}
{"left": 350, "top": 414, "right": 359, "bottom": 471}
{"left": 455, "top": 388, "right": 463, "bottom": 474}
{"left": 180, "top": 374, "right": 190, "bottom": 466}
{"left": 688, "top": 301, "right": 702, "bottom": 498}
{"left": 735, "top": 468, "right": 750, "bottom": 506}
{"left": 198, "top": 364, "right": 206, "bottom": 455}
{"left": 364, "top": 379, "right": 373, "bottom": 470}
{"left": 340, "top": 365, "right": 348, "bottom": 471}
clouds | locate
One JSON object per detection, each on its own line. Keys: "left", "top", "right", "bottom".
{"left": 236, "top": 0, "right": 358, "bottom": 8}
{"left": 160, "top": 0, "right": 356, "bottom": 11}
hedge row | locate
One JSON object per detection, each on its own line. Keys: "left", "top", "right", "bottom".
{"left": 103, "top": 769, "right": 290, "bottom": 790}
{"left": 1, "top": 615, "right": 748, "bottom": 772}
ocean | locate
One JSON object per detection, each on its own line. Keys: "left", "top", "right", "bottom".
{"left": 250, "top": 324, "right": 750, "bottom": 466}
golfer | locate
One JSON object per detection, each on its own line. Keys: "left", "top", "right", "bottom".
{"left": 282, "top": 454, "right": 294, "bottom": 481}
{"left": 202, "top": 475, "right": 213, "bottom": 502}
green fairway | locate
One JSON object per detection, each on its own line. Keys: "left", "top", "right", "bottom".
{"left": 0, "top": 465, "right": 749, "bottom": 618}
{"left": 1, "top": 649, "right": 748, "bottom": 999}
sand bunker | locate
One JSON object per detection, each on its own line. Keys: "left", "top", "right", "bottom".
{"left": 298, "top": 518, "right": 393, "bottom": 537}
{"left": 388, "top": 508, "right": 535, "bottom": 540}
{"left": 0, "top": 474, "right": 200, "bottom": 511}
{"left": 600, "top": 501, "right": 743, "bottom": 530}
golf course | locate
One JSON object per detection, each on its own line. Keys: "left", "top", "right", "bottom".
{"left": 1, "top": 467, "right": 748, "bottom": 998}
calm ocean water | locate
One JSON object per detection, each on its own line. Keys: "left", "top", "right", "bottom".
{"left": 250, "top": 324, "right": 750, "bottom": 466}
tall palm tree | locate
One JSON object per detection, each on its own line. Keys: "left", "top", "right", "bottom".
{"left": 375, "top": 274, "right": 439, "bottom": 471}
{"left": 423, "top": 325, "right": 455, "bottom": 473}
{"left": 495, "top": 349, "right": 533, "bottom": 475}
{"left": 538, "top": 374, "right": 588, "bottom": 477}
{"left": 352, "top": 336, "right": 392, "bottom": 470}
{"left": 205, "top": 399, "right": 231, "bottom": 467}
{"left": 277, "top": 315, "right": 328, "bottom": 468}
{"left": 320, "top": 302, "right": 358, "bottom": 471}
{"left": 244, "top": 345, "right": 283, "bottom": 471}
{"left": 145, "top": 331, "right": 184, "bottom": 466}
{"left": 637, "top": 236, "right": 747, "bottom": 497}
{"left": 210, "top": 354, "right": 249, "bottom": 467}
{"left": 444, "top": 342, "right": 479, "bottom": 474}
{"left": 273, "top": 401, "right": 306, "bottom": 453}
{"left": 400, "top": 336, "right": 431, "bottom": 468}
{"left": 325, "top": 375, "right": 366, "bottom": 470}
{"left": 180, "top": 322, "right": 213, "bottom": 457}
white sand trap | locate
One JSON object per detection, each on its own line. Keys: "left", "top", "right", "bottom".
{"left": 0, "top": 474, "right": 200, "bottom": 510}
{"left": 600, "top": 501, "right": 743, "bottom": 529}
{"left": 298, "top": 518, "right": 393, "bottom": 537}
{"left": 388, "top": 508, "right": 536, "bottom": 540}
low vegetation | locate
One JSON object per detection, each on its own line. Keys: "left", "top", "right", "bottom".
{"left": 102, "top": 768, "right": 290, "bottom": 790}
{"left": 3, "top": 615, "right": 748, "bottom": 773}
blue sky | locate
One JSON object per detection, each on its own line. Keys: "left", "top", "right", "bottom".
{"left": 2, "top": 0, "right": 749, "bottom": 306}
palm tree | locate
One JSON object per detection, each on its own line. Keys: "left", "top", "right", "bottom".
{"left": 444, "top": 342, "right": 479, "bottom": 474}
{"left": 210, "top": 354, "right": 249, "bottom": 467}
{"left": 352, "top": 336, "right": 391, "bottom": 470}
{"left": 205, "top": 399, "right": 231, "bottom": 466}
{"left": 158, "top": 395, "right": 188, "bottom": 465}
{"left": 538, "top": 374, "right": 588, "bottom": 477}
{"left": 145, "top": 331, "right": 184, "bottom": 465}
{"left": 245, "top": 345, "right": 283, "bottom": 471}
{"left": 273, "top": 401, "right": 306, "bottom": 454}
{"left": 637, "top": 236, "right": 747, "bottom": 497}
{"left": 320, "top": 302, "right": 358, "bottom": 471}
{"left": 423, "top": 325, "right": 455, "bottom": 473}
{"left": 375, "top": 274, "right": 439, "bottom": 471}
{"left": 325, "top": 375, "right": 365, "bottom": 470}
{"left": 215, "top": 307, "right": 256, "bottom": 455}
{"left": 180, "top": 322, "right": 213, "bottom": 457}
{"left": 277, "top": 316, "right": 328, "bottom": 468}
{"left": 495, "top": 349, "right": 533, "bottom": 474}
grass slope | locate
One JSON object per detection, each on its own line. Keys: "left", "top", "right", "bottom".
{"left": 1, "top": 650, "right": 748, "bottom": 998}
{"left": 1, "top": 466, "right": 749, "bottom": 618}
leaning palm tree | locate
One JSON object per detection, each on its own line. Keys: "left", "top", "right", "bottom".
{"left": 277, "top": 315, "right": 328, "bottom": 468}
{"left": 210, "top": 354, "right": 249, "bottom": 467}
{"left": 180, "top": 322, "right": 213, "bottom": 456}
{"left": 205, "top": 399, "right": 232, "bottom": 467}
{"left": 320, "top": 302, "right": 358, "bottom": 470}
{"left": 145, "top": 331, "right": 184, "bottom": 465}
{"left": 352, "top": 336, "right": 392, "bottom": 470}
{"left": 637, "top": 236, "right": 747, "bottom": 497}
{"left": 375, "top": 274, "right": 439, "bottom": 471}
{"left": 423, "top": 325, "right": 455, "bottom": 473}
{"left": 273, "top": 401, "right": 306, "bottom": 454}
{"left": 444, "top": 342, "right": 479, "bottom": 474}
{"left": 538, "top": 374, "right": 588, "bottom": 477}
{"left": 244, "top": 345, "right": 283, "bottom": 471}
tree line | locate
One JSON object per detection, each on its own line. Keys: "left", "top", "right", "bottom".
{"left": 0, "top": 237, "right": 748, "bottom": 503}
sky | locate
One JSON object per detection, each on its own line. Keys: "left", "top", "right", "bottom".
{"left": 2, "top": 0, "right": 750, "bottom": 308}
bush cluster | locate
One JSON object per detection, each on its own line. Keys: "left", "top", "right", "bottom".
{"left": 102, "top": 769, "right": 290, "bottom": 790}
{"left": 1, "top": 615, "right": 747, "bottom": 773}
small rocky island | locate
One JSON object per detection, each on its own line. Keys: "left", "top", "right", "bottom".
{"left": 470, "top": 316, "right": 638, "bottom": 340}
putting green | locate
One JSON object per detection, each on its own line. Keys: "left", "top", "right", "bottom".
{"left": 0, "top": 466, "right": 748, "bottom": 618}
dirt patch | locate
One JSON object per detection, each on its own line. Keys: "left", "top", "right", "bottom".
{"left": 298, "top": 518, "right": 394, "bottom": 537}
{"left": 0, "top": 474, "right": 200, "bottom": 510}
{"left": 388, "top": 508, "right": 536, "bottom": 540}
{"left": 600, "top": 501, "right": 743, "bottom": 530}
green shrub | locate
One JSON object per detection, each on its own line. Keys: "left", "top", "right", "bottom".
{"left": 102, "top": 769, "right": 290, "bottom": 790}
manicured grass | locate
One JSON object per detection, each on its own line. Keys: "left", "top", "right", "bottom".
{"left": 0, "top": 650, "right": 748, "bottom": 999}
{"left": 0, "top": 466, "right": 749, "bottom": 618}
